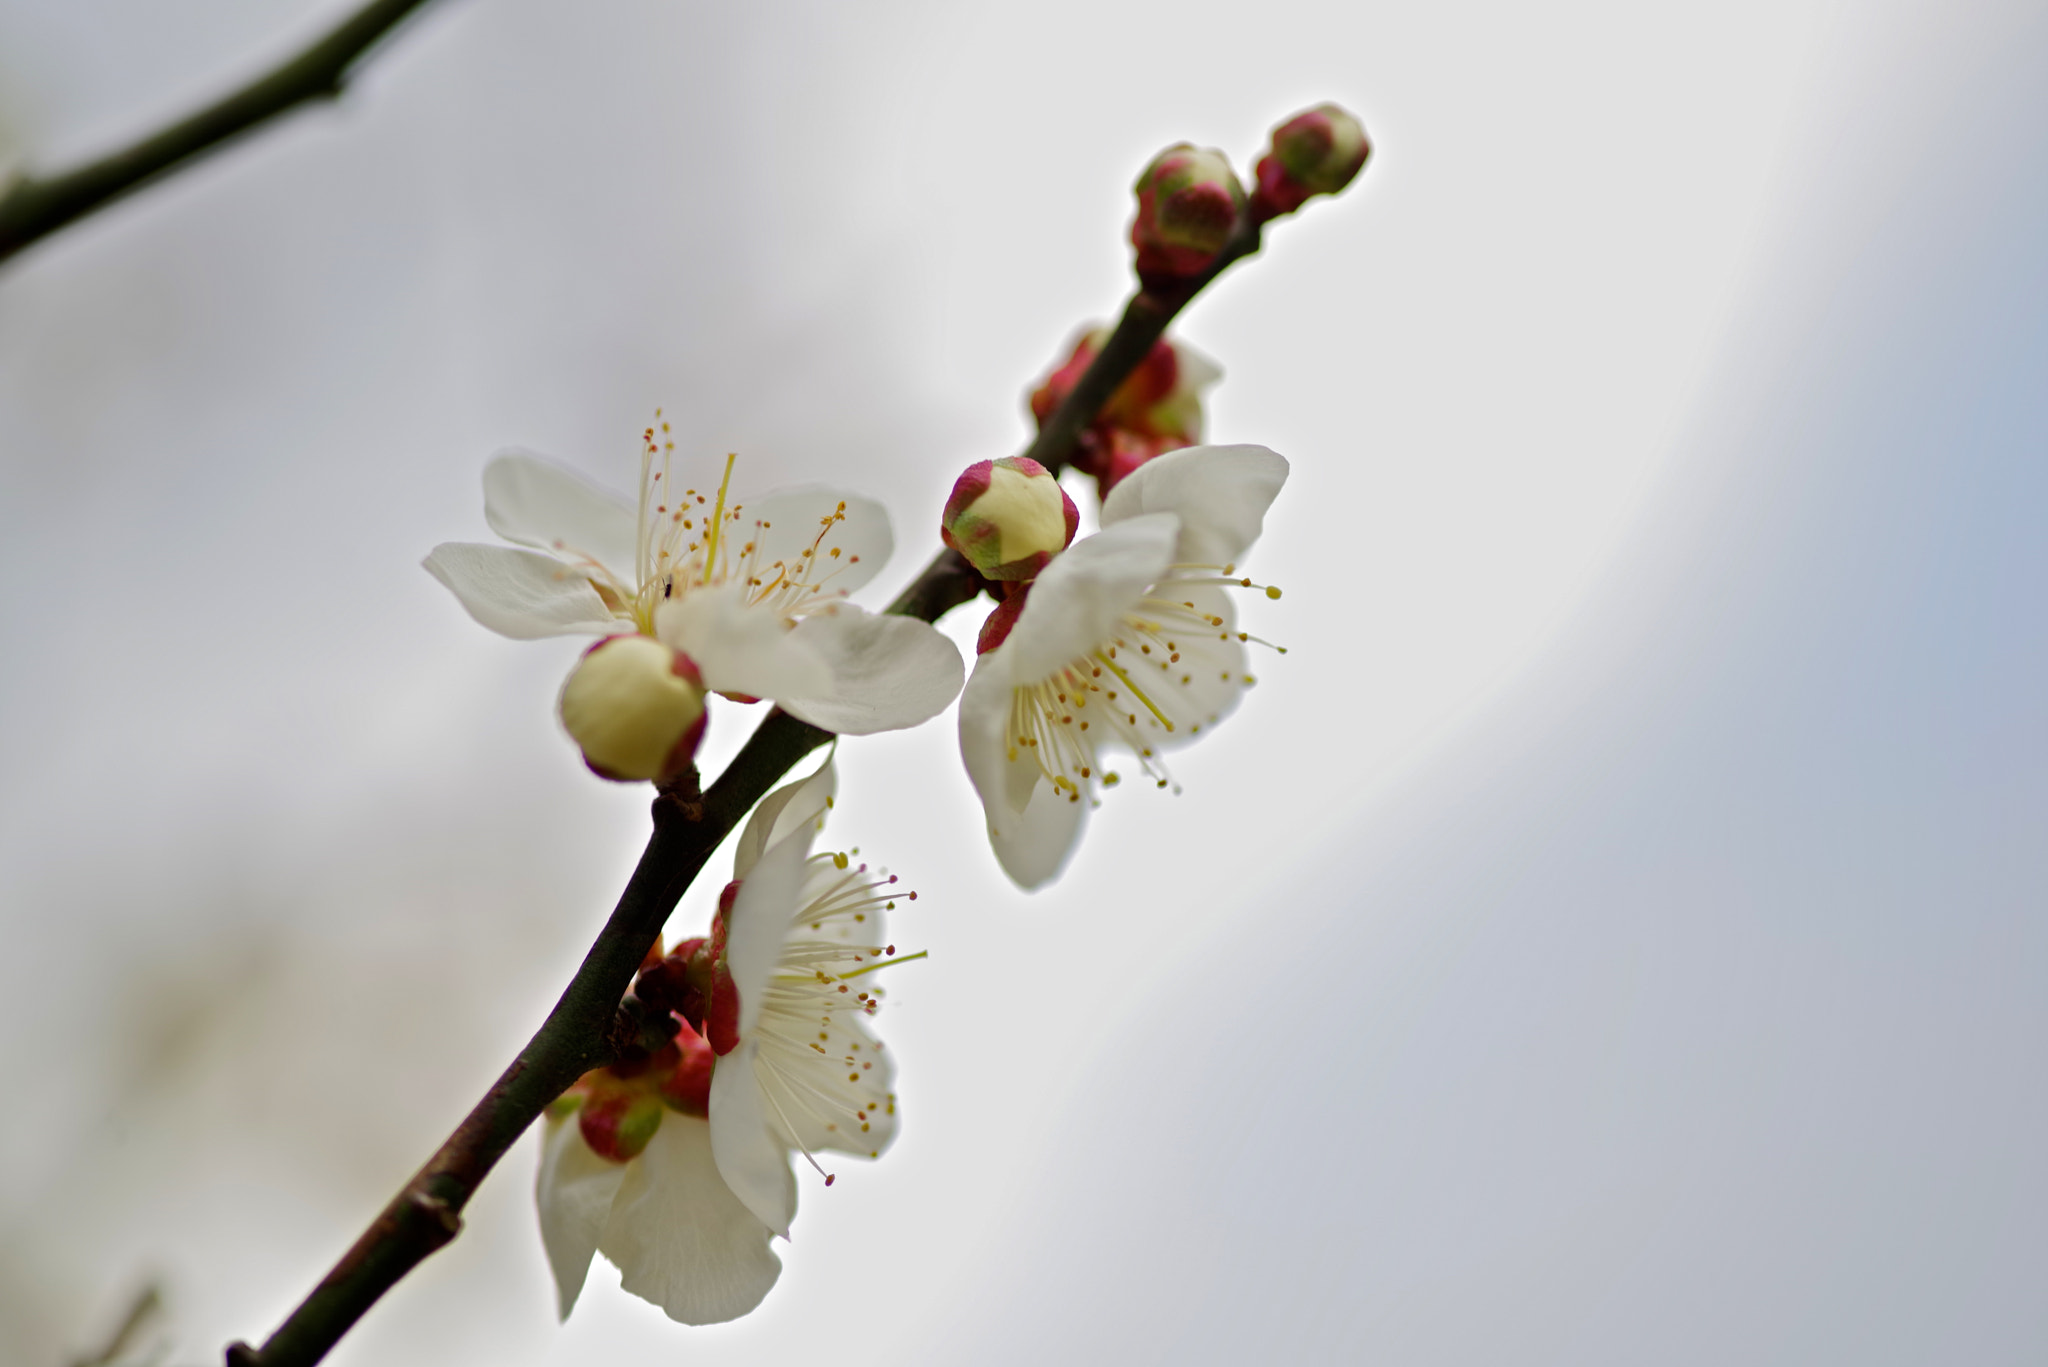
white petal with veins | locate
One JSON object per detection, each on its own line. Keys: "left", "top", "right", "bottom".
{"left": 708, "top": 1039, "right": 799, "bottom": 1239}
{"left": 780, "top": 604, "right": 966, "bottom": 735}
{"left": 482, "top": 449, "right": 639, "bottom": 582}
{"left": 733, "top": 758, "right": 837, "bottom": 882}
{"left": 1101, "top": 443, "right": 1288, "bottom": 568}
{"left": 655, "top": 582, "right": 833, "bottom": 701}
{"left": 597, "top": 1115, "right": 784, "bottom": 1325}
{"left": 724, "top": 828, "right": 813, "bottom": 1040}
{"left": 422, "top": 542, "right": 615, "bottom": 639}
{"left": 534, "top": 1113, "right": 629, "bottom": 1319}
{"left": 734, "top": 487, "right": 892, "bottom": 596}
{"left": 1005, "top": 513, "right": 1179, "bottom": 681}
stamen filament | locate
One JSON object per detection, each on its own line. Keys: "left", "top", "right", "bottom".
{"left": 704, "top": 452, "right": 737, "bottom": 585}
{"left": 834, "top": 950, "right": 929, "bottom": 982}
{"left": 1094, "top": 650, "right": 1174, "bottom": 731}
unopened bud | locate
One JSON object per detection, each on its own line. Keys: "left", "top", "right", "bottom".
{"left": 942, "top": 457, "right": 1079, "bottom": 582}
{"left": 1028, "top": 329, "right": 1104, "bottom": 431}
{"left": 1252, "top": 103, "right": 1371, "bottom": 220}
{"left": 1131, "top": 144, "right": 1246, "bottom": 287}
{"left": 557, "top": 634, "right": 707, "bottom": 783}
{"left": 577, "top": 1075, "right": 665, "bottom": 1162}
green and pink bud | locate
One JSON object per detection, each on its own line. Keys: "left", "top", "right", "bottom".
{"left": 1130, "top": 143, "right": 1246, "bottom": 289}
{"left": 1251, "top": 103, "right": 1371, "bottom": 220}
{"left": 556, "top": 634, "right": 707, "bottom": 784}
{"left": 941, "top": 456, "right": 1079, "bottom": 582}
{"left": 576, "top": 1071, "right": 666, "bottom": 1163}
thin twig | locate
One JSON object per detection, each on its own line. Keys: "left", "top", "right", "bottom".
{"left": 70, "top": 1282, "right": 163, "bottom": 1367}
{"left": 0, "top": 0, "right": 441, "bottom": 267}
{"left": 226, "top": 208, "right": 1272, "bottom": 1367}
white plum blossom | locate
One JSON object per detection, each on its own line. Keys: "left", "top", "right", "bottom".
{"left": 534, "top": 757, "right": 911, "bottom": 1325}
{"left": 425, "top": 437, "right": 963, "bottom": 736}
{"left": 959, "top": 444, "right": 1288, "bottom": 888}
{"left": 708, "top": 756, "right": 907, "bottom": 1238}
{"left": 536, "top": 1095, "right": 782, "bottom": 1326}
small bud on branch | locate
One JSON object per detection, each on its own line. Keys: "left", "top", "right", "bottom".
{"left": 1131, "top": 144, "right": 1247, "bottom": 290}
{"left": 558, "top": 636, "right": 708, "bottom": 783}
{"left": 1251, "top": 103, "right": 1372, "bottom": 221}
{"left": 941, "top": 457, "right": 1079, "bottom": 581}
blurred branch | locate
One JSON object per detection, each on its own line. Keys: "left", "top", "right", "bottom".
{"left": 70, "top": 1282, "right": 164, "bottom": 1367}
{"left": 0, "top": 0, "right": 441, "bottom": 267}
{"left": 225, "top": 207, "right": 1273, "bottom": 1367}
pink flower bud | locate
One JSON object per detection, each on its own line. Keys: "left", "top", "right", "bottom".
{"left": 1252, "top": 103, "right": 1371, "bottom": 220}
{"left": 1131, "top": 144, "right": 1246, "bottom": 288}
{"left": 556, "top": 634, "right": 707, "bottom": 783}
{"left": 941, "top": 456, "right": 1080, "bottom": 582}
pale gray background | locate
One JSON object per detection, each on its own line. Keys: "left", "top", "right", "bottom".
{"left": 1, "top": 0, "right": 2042, "bottom": 1363}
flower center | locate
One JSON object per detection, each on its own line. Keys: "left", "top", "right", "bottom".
{"left": 1006, "top": 566, "right": 1282, "bottom": 801}
{"left": 573, "top": 415, "right": 870, "bottom": 635}
{"left": 746, "top": 853, "right": 925, "bottom": 1184}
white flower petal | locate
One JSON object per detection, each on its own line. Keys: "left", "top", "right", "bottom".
{"left": 778, "top": 605, "right": 966, "bottom": 735}
{"left": 766, "top": 1008, "right": 900, "bottom": 1158}
{"left": 725, "top": 825, "right": 815, "bottom": 1039}
{"left": 655, "top": 583, "right": 833, "bottom": 701}
{"left": 423, "top": 542, "right": 615, "bottom": 639}
{"left": 733, "top": 487, "right": 892, "bottom": 596}
{"left": 482, "top": 449, "right": 640, "bottom": 581}
{"left": 1100, "top": 443, "right": 1288, "bottom": 568}
{"left": 989, "top": 766, "right": 1088, "bottom": 890}
{"left": 709, "top": 1043, "right": 799, "bottom": 1238}
{"left": 959, "top": 657, "right": 1086, "bottom": 888}
{"left": 734, "top": 756, "right": 838, "bottom": 882}
{"left": 534, "top": 1112, "right": 629, "bottom": 1320}
{"left": 1173, "top": 339, "right": 1224, "bottom": 397}
{"left": 1140, "top": 583, "right": 1249, "bottom": 750}
{"left": 597, "top": 1114, "right": 784, "bottom": 1325}
{"left": 959, "top": 654, "right": 1022, "bottom": 816}
{"left": 1005, "top": 514, "right": 1179, "bottom": 682}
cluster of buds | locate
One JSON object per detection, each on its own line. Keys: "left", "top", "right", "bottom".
{"left": 1127, "top": 103, "right": 1370, "bottom": 292}
{"left": 560, "top": 931, "right": 722, "bottom": 1163}
{"left": 1029, "top": 327, "right": 1221, "bottom": 498}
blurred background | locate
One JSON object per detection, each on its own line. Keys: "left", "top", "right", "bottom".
{"left": 2, "top": 0, "right": 2043, "bottom": 1362}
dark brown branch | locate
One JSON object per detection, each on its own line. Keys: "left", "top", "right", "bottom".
{"left": 1018, "top": 213, "right": 1265, "bottom": 477}
{"left": 0, "top": 0, "right": 441, "bottom": 267}
{"left": 226, "top": 204, "right": 1275, "bottom": 1367}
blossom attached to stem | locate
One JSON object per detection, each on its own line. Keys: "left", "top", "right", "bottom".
{"left": 958, "top": 445, "right": 1288, "bottom": 888}
{"left": 534, "top": 757, "right": 918, "bottom": 1324}
{"left": 424, "top": 433, "right": 963, "bottom": 745}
